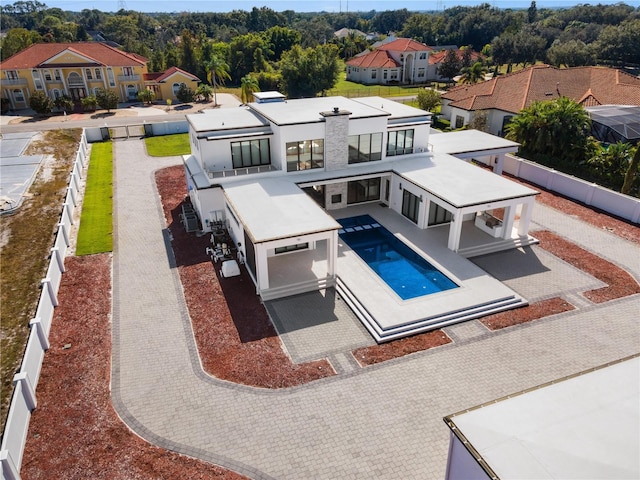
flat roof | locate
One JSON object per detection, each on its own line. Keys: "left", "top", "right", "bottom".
{"left": 223, "top": 178, "right": 341, "bottom": 244}
{"left": 446, "top": 356, "right": 640, "bottom": 480}
{"left": 393, "top": 153, "right": 537, "bottom": 208}
{"left": 248, "top": 96, "right": 388, "bottom": 126}
{"left": 187, "top": 107, "right": 269, "bottom": 133}
{"left": 429, "top": 130, "right": 520, "bottom": 155}
{"left": 353, "top": 97, "right": 432, "bottom": 121}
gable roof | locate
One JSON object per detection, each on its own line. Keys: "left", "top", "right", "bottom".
{"left": 346, "top": 49, "right": 400, "bottom": 69}
{"left": 1, "top": 42, "right": 147, "bottom": 70}
{"left": 442, "top": 65, "right": 640, "bottom": 114}
{"left": 377, "top": 38, "right": 433, "bottom": 53}
{"left": 152, "top": 66, "right": 200, "bottom": 83}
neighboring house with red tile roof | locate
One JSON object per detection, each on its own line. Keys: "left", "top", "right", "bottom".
{"left": 1, "top": 42, "right": 146, "bottom": 110}
{"left": 428, "top": 48, "right": 483, "bottom": 81}
{"left": 346, "top": 38, "right": 432, "bottom": 85}
{"left": 0, "top": 42, "right": 200, "bottom": 110}
{"left": 144, "top": 66, "right": 200, "bottom": 103}
{"left": 441, "top": 64, "right": 640, "bottom": 136}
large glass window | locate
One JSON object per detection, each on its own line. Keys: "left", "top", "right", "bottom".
{"left": 347, "top": 178, "right": 381, "bottom": 204}
{"left": 428, "top": 202, "right": 452, "bottom": 226}
{"left": 387, "top": 129, "right": 414, "bottom": 156}
{"left": 286, "top": 139, "right": 324, "bottom": 172}
{"left": 231, "top": 139, "right": 271, "bottom": 169}
{"left": 402, "top": 190, "right": 420, "bottom": 224}
{"left": 348, "top": 133, "right": 382, "bottom": 164}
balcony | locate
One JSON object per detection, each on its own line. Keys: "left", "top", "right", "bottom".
{"left": 208, "top": 165, "right": 275, "bottom": 179}
{"left": 118, "top": 74, "right": 140, "bottom": 82}
{"left": 2, "top": 78, "right": 27, "bottom": 86}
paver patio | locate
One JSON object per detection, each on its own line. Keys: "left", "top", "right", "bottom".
{"left": 112, "top": 139, "right": 640, "bottom": 479}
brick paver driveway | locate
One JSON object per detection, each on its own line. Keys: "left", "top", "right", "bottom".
{"left": 112, "top": 139, "right": 640, "bottom": 479}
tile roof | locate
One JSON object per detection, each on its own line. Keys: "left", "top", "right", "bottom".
{"left": 1, "top": 42, "right": 147, "bottom": 69}
{"left": 346, "top": 49, "right": 400, "bottom": 69}
{"left": 153, "top": 66, "right": 200, "bottom": 83}
{"left": 429, "top": 49, "right": 482, "bottom": 65}
{"left": 377, "top": 38, "right": 433, "bottom": 52}
{"left": 442, "top": 65, "right": 640, "bottom": 113}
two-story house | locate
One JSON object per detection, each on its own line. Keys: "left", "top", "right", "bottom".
{"left": 0, "top": 42, "right": 148, "bottom": 110}
{"left": 182, "top": 93, "right": 539, "bottom": 342}
{"left": 345, "top": 38, "right": 433, "bottom": 85}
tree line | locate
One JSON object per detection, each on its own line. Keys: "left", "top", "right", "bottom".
{"left": 2, "top": 1, "right": 639, "bottom": 91}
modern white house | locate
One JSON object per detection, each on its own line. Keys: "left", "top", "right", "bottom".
{"left": 183, "top": 93, "right": 539, "bottom": 341}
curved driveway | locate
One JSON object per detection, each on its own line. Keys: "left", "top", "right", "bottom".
{"left": 112, "top": 139, "right": 640, "bottom": 479}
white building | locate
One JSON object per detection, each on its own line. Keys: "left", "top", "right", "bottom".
{"left": 183, "top": 93, "right": 539, "bottom": 341}
{"left": 444, "top": 355, "right": 640, "bottom": 479}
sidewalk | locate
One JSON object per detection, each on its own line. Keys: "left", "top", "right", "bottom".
{"left": 111, "top": 138, "right": 640, "bottom": 479}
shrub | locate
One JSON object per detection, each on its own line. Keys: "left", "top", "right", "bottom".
{"left": 195, "top": 84, "right": 213, "bottom": 102}
{"left": 29, "top": 91, "right": 54, "bottom": 115}
{"left": 54, "top": 95, "right": 74, "bottom": 113}
{"left": 95, "top": 88, "right": 119, "bottom": 112}
{"left": 176, "top": 84, "right": 195, "bottom": 103}
{"left": 81, "top": 95, "right": 98, "bottom": 112}
{"left": 137, "top": 88, "right": 156, "bottom": 105}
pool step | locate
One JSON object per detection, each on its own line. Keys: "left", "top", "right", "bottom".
{"left": 336, "top": 277, "right": 527, "bottom": 343}
{"left": 458, "top": 234, "right": 538, "bottom": 258}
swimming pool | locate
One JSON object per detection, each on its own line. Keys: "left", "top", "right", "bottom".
{"left": 338, "top": 214, "right": 458, "bottom": 300}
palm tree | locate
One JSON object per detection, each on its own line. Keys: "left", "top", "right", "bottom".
{"left": 459, "top": 61, "right": 489, "bottom": 84}
{"left": 205, "top": 55, "right": 231, "bottom": 106}
{"left": 240, "top": 74, "right": 260, "bottom": 104}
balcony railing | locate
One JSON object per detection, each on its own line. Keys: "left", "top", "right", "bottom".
{"left": 118, "top": 74, "right": 140, "bottom": 82}
{"left": 208, "top": 165, "right": 274, "bottom": 179}
{"left": 2, "top": 78, "right": 27, "bottom": 86}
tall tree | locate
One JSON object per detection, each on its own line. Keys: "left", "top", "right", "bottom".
{"left": 205, "top": 55, "right": 231, "bottom": 106}
{"left": 437, "top": 49, "right": 462, "bottom": 82}
{"left": 0, "top": 27, "right": 41, "bottom": 60}
{"left": 459, "top": 61, "right": 488, "bottom": 84}
{"left": 506, "top": 97, "right": 592, "bottom": 165}
{"left": 240, "top": 74, "right": 260, "bottom": 104}
{"left": 621, "top": 146, "right": 640, "bottom": 196}
{"left": 280, "top": 44, "right": 340, "bottom": 98}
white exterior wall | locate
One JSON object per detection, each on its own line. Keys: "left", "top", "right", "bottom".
{"left": 444, "top": 434, "right": 491, "bottom": 480}
{"left": 276, "top": 122, "right": 326, "bottom": 168}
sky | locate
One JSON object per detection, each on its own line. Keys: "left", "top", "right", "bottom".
{"left": 20, "top": 0, "right": 640, "bottom": 13}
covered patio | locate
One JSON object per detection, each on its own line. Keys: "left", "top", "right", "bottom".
{"left": 221, "top": 177, "right": 341, "bottom": 301}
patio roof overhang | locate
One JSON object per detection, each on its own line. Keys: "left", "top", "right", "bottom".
{"left": 429, "top": 129, "right": 520, "bottom": 159}
{"left": 222, "top": 177, "right": 341, "bottom": 245}
{"left": 393, "top": 153, "right": 537, "bottom": 209}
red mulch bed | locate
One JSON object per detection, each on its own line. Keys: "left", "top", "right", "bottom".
{"left": 155, "top": 166, "right": 334, "bottom": 387}
{"left": 480, "top": 297, "right": 575, "bottom": 331}
{"left": 353, "top": 330, "right": 452, "bottom": 366}
{"left": 21, "top": 254, "right": 246, "bottom": 480}
{"left": 533, "top": 229, "right": 640, "bottom": 303}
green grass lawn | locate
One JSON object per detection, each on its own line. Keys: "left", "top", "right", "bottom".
{"left": 145, "top": 133, "right": 190, "bottom": 157}
{"left": 75, "top": 142, "right": 113, "bottom": 255}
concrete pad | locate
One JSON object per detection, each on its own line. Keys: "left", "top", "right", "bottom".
{"left": 266, "top": 288, "right": 374, "bottom": 364}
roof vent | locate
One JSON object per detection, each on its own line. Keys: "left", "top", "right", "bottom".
{"left": 333, "top": 107, "right": 339, "bottom": 114}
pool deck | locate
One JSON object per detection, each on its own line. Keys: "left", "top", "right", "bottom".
{"left": 332, "top": 204, "right": 529, "bottom": 341}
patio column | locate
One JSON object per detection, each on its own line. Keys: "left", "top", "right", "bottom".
{"left": 501, "top": 205, "right": 516, "bottom": 240}
{"left": 327, "top": 231, "right": 338, "bottom": 278}
{"left": 255, "top": 243, "right": 269, "bottom": 291}
{"left": 447, "top": 210, "right": 463, "bottom": 252}
{"left": 517, "top": 198, "right": 535, "bottom": 236}
{"left": 494, "top": 153, "right": 505, "bottom": 175}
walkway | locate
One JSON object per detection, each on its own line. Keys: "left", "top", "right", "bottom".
{"left": 112, "top": 139, "right": 640, "bottom": 479}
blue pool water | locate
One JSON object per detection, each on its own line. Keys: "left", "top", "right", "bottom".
{"left": 338, "top": 215, "right": 458, "bottom": 300}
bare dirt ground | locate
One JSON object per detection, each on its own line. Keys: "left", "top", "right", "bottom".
{"left": 20, "top": 164, "right": 640, "bottom": 479}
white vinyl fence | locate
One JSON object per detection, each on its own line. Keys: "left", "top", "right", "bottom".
{"left": 486, "top": 154, "right": 640, "bottom": 224}
{"left": 1, "top": 132, "right": 89, "bottom": 480}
